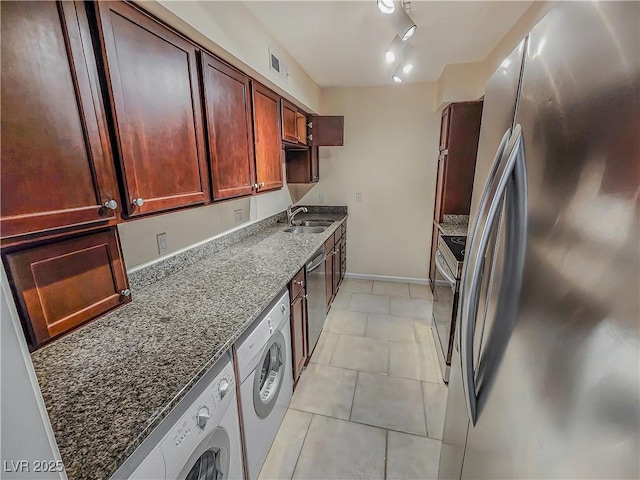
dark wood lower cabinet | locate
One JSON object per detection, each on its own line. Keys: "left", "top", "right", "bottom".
{"left": 290, "top": 268, "right": 308, "bottom": 387}
{"left": 325, "top": 222, "right": 347, "bottom": 311}
{"left": 4, "top": 228, "right": 130, "bottom": 350}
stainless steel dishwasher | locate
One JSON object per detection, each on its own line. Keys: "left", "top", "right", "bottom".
{"left": 305, "top": 246, "right": 326, "bottom": 354}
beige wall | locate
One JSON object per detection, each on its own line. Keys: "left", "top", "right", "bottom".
{"left": 139, "top": 0, "right": 321, "bottom": 113}
{"left": 297, "top": 83, "right": 440, "bottom": 281}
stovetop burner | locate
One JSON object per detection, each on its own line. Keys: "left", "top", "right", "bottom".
{"left": 441, "top": 235, "right": 466, "bottom": 262}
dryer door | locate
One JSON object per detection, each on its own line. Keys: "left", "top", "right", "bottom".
{"left": 253, "top": 331, "right": 287, "bottom": 418}
{"left": 176, "top": 427, "right": 231, "bottom": 480}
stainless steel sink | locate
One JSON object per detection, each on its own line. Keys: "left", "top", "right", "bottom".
{"left": 284, "top": 225, "right": 326, "bottom": 234}
{"left": 301, "top": 220, "right": 334, "bottom": 227}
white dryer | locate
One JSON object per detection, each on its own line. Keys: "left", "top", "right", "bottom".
{"left": 113, "top": 352, "right": 243, "bottom": 480}
{"left": 235, "top": 290, "right": 293, "bottom": 480}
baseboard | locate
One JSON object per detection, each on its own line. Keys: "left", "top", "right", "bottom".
{"left": 344, "top": 272, "right": 430, "bottom": 285}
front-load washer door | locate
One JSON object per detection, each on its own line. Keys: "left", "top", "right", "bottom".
{"left": 253, "top": 331, "right": 287, "bottom": 419}
{"left": 176, "top": 427, "right": 231, "bottom": 480}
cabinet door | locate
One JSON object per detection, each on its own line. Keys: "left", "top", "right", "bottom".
{"left": 310, "top": 116, "right": 344, "bottom": 146}
{"left": 310, "top": 146, "right": 320, "bottom": 182}
{"left": 340, "top": 234, "right": 346, "bottom": 282}
{"left": 4, "top": 229, "right": 130, "bottom": 350}
{"left": 1, "top": 1, "right": 119, "bottom": 240}
{"left": 333, "top": 237, "right": 341, "bottom": 293}
{"left": 94, "top": 1, "right": 209, "bottom": 217}
{"left": 325, "top": 236, "right": 335, "bottom": 310}
{"left": 296, "top": 112, "right": 308, "bottom": 145}
{"left": 290, "top": 291, "right": 307, "bottom": 384}
{"left": 440, "top": 106, "right": 450, "bottom": 151}
{"left": 282, "top": 100, "right": 298, "bottom": 143}
{"left": 201, "top": 53, "right": 255, "bottom": 200}
{"left": 433, "top": 151, "right": 448, "bottom": 223}
{"left": 252, "top": 82, "right": 283, "bottom": 192}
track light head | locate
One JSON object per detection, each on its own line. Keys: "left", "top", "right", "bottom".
{"left": 377, "top": 0, "right": 395, "bottom": 14}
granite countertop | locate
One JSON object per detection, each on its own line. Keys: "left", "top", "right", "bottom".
{"left": 30, "top": 212, "right": 347, "bottom": 480}
{"left": 437, "top": 214, "right": 469, "bottom": 236}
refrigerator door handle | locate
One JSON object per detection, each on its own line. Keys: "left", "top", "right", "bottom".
{"left": 459, "top": 125, "right": 524, "bottom": 425}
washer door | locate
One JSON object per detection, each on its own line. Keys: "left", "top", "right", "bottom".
{"left": 253, "top": 331, "right": 287, "bottom": 419}
{"left": 178, "top": 427, "right": 230, "bottom": 480}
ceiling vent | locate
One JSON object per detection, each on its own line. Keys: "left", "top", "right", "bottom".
{"left": 269, "top": 48, "right": 289, "bottom": 82}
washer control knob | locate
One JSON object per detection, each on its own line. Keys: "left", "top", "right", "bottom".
{"left": 219, "top": 379, "right": 230, "bottom": 399}
{"left": 196, "top": 406, "right": 210, "bottom": 429}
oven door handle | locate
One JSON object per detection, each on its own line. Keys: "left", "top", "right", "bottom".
{"left": 434, "top": 250, "right": 457, "bottom": 288}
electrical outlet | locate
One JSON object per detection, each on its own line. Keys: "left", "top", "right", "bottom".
{"left": 319, "top": 194, "right": 325, "bottom": 204}
{"left": 156, "top": 233, "right": 168, "bottom": 255}
{"left": 356, "top": 192, "right": 363, "bottom": 203}
{"left": 234, "top": 209, "right": 243, "bottom": 225}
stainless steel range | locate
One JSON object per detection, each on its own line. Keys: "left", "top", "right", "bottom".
{"left": 431, "top": 234, "right": 465, "bottom": 383}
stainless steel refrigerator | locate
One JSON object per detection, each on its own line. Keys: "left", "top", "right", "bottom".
{"left": 439, "top": 2, "right": 640, "bottom": 478}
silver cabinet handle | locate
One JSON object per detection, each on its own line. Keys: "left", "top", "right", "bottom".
{"left": 303, "top": 294, "right": 308, "bottom": 299}
{"left": 294, "top": 280, "right": 304, "bottom": 286}
{"left": 103, "top": 199, "right": 118, "bottom": 210}
{"left": 253, "top": 183, "right": 259, "bottom": 190}
{"left": 120, "top": 289, "right": 131, "bottom": 297}
{"left": 132, "top": 197, "right": 144, "bottom": 207}
{"left": 459, "top": 125, "right": 524, "bottom": 426}
{"left": 259, "top": 182, "right": 265, "bottom": 187}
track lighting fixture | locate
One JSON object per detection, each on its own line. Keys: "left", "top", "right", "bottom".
{"left": 392, "top": 65, "right": 404, "bottom": 83}
{"left": 389, "top": 2, "right": 417, "bottom": 41}
{"left": 401, "top": 45, "right": 415, "bottom": 74}
{"left": 385, "top": 35, "right": 404, "bottom": 64}
{"left": 377, "top": 0, "right": 395, "bottom": 15}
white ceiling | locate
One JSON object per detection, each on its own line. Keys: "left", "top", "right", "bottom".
{"left": 243, "top": 1, "right": 532, "bottom": 87}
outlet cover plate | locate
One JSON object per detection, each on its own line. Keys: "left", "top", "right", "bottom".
{"left": 157, "top": 233, "right": 168, "bottom": 255}
{"left": 356, "top": 192, "right": 363, "bottom": 203}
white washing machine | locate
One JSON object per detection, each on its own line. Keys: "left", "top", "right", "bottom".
{"left": 235, "top": 289, "right": 293, "bottom": 480}
{"left": 113, "top": 352, "right": 243, "bottom": 480}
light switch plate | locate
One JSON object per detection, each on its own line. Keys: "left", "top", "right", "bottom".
{"left": 356, "top": 192, "right": 363, "bottom": 203}
{"left": 319, "top": 194, "right": 325, "bottom": 204}
{"left": 156, "top": 233, "right": 168, "bottom": 255}
{"left": 234, "top": 209, "right": 243, "bottom": 225}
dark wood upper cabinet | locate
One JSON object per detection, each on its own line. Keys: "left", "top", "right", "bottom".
{"left": 93, "top": 1, "right": 209, "bottom": 217}
{"left": 4, "top": 228, "right": 130, "bottom": 350}
{"left": 433, "top": 101, "right": 483, "bottom": 221}
{"left": 252, "top": 82, "right": 283, "bottom": 192}
{"left": 0, "top": 1, "right": 119, "bottom": 241}
{"left": 200, "top": 53, "right": 256, "bottom": 200}
{"left": 310, "top": 116, "right": 344, "bottom": 146}
{"left": 282, "top": 100, "right": 299, "bottom": 143}
{"left": 285, "top": 146, "right": 319, "bottom": 184}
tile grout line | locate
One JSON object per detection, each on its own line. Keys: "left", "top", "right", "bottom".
{"left": 287, "top": 407, "right": 430, "bottom": 439}
{"left": 348, "top": 370, "right": 359, "bottom": 421}
{"left": 289, "top": 413, "right": 314, "bottom": 480}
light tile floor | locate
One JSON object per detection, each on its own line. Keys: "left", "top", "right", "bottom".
{"left": 259, "top": 280, "right": 447, "bottom": 480}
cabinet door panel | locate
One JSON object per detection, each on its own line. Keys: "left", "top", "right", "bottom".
{"left": 290, "top": 291, "right": 307, "bottom": 383}
{"left": 95, "top": 2, "right": 208, "bottom": 216}
{"left": 1, "top": 1, "right": 118, "bottom": 239}
{"left": 5, "top": 229, "right": 129, "bottom": 350}
{"left": 310, "top": 116, "right": 344, "bottom": 146}
{"left": 201, "top": 53, "right": 255, "bottom": 200}
{"left": 282, "top": 100, "right": 298, "bottom": 143}
{"left": 252, "top": 83, "right": 283, "bottom": 192}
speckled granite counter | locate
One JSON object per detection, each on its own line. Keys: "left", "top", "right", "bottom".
{"left": 30, "top": 210, "right": 347, "bottom": 480}
{"left": 437, "top": 214, "right": 469, "bottom": 236}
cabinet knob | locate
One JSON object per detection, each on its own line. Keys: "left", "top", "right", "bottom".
{"left": 103, "top": 199, "right": 118, "bottom": 210}
{"left": 132, "top": 197, "right": 144, "bottom": 207}
{"left": 253, "top": 183, "right": 259, "bottom": 190}
{"left": 259, "top": 182, "right": 265, "bottom": 187}
{"left": 120, "top": 289, "right": 131, "bottom": 298}
{"left": 303, "top": 294, "right": 308, "bottom": 299}
{"left": 294, "top": 280, "right": 304, "bottom": 286}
